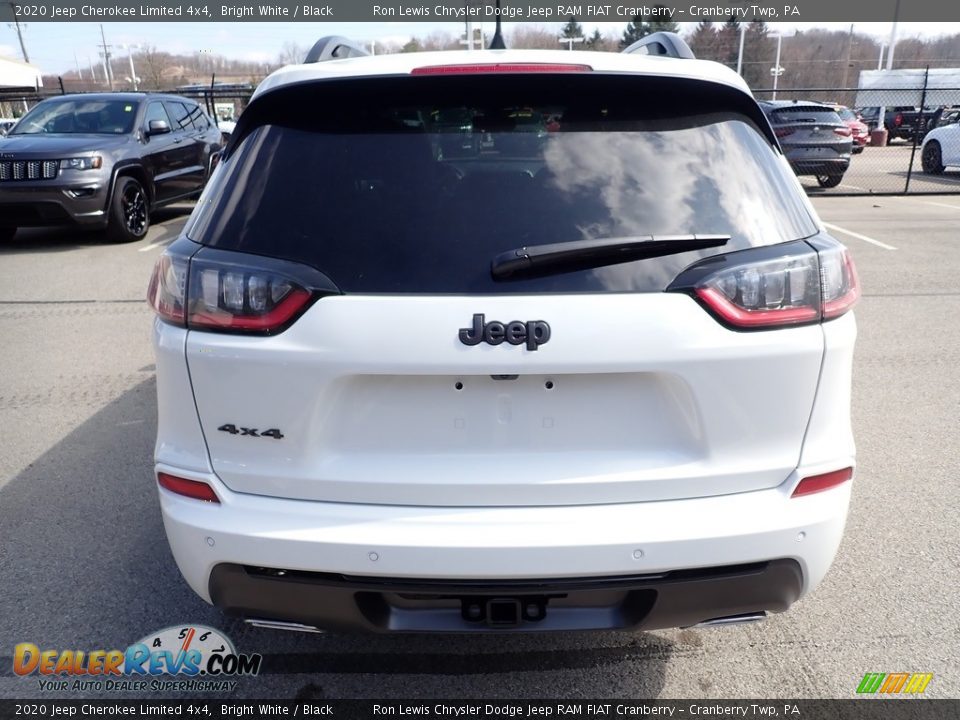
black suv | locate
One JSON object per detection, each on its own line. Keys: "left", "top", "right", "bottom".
{"left": 760, "top": 101, "right": 853, "bottom": 188}
{"left": 0, "top": 93, "right": 222, "bottom": 243}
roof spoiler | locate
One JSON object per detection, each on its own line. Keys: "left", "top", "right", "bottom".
{"left": 304, "top": 36, "right": 370, "bottom": 64}
{"left": 621, "top": 32, "right": 695, "bottom": 60}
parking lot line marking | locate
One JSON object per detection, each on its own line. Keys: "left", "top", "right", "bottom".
{"left": 137, "top": 239, "right": 168, "bottom": 253}
{"left": 919, "top": 200, "right": 960, "bottom": 210}
{"left": 822, "top": 222, "right": 898, "bottom": 251}
{"left": 839, "top": 183, "right": 867, "bottom": 191}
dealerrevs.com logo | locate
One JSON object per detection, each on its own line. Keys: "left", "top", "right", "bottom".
{"left": 14, "top": 625, "right": 261, "bottom": 693}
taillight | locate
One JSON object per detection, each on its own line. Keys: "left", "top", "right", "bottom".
{"left": 694, "top": 252, "right": 821, "bottom": 328}
{"left": 819, "top": 245, "right": 860, "bottom": 319}
{"left": 187, "top": 256, "right": 313, "bottom": 333}
{"left": 833, "top": 127, "right": 852, "bottom": 137}
{"left": 669, "top": 240, "right": 860, "bottom": 330}
{"left": 791, "top": 467, "right": 853, "bottom": 497}
{"left": 411, "top": 64, "right": 592, "bottom": 75}
{"left": 148, "top": 244, "right": 330, "bottom": 335}
{"left": 774, "top": 127, "right": 795, "bottom": 138}
{"left": 147, "top": 253, "right": 188, "bottom": 326}
{"left": 157, "top": 472, "right": 220, "bottom": 503}
{"left": 894, "top": 113, "right": 903, "bottom": 126}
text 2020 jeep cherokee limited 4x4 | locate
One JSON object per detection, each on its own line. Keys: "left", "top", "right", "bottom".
{"left": 148, "top": 36, "right": 859, "bottom": 633}
{"left": 0, "top": 93, "right": 221, "bottom": 243}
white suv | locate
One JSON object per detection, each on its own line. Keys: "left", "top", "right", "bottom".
{"left": 148, "top": 35, "right": 859, "bottom": 633}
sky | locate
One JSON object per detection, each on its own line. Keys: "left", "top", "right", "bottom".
{"left": 3, "top": 21, "right": 960, "bottom": 76}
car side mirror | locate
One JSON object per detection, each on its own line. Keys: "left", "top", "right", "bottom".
{"left": 147, "top": 119, "right": 171, "bottom": 136}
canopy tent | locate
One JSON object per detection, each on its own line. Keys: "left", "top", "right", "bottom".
{"left": 856, "top": 68, "right": 960, "bottom": 108}
{"left": 0, "top": 56, "right": 43, "bottom": 92}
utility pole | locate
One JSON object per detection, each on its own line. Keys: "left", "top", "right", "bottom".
{"left": 88, "top": 55, "right": 98, "bottom": 84}
{"left": 10, "top": 3, "right": 31, "bottom": 63}
{"left": 736, "top": 23, "right": 746, "bottom": 76}
{"left": 771, "top": 33, "right": 785, "bottom": 101}
{"left": 876, "top": 0, "right": 900, "bottom": 146}
{"left": 99, "top": 24, "right": 114, "bottom": 91}
{"left": 74, "top": 52, "right": 84, "bottom": 82}
{"left": 841, "top": 23, "right": 854, "bottom": 95}
{"left": 123, "top": 44, "right": 139, "bottom": 90}
{"left": 886, "top": 0, "right": 900, "bottom": 70}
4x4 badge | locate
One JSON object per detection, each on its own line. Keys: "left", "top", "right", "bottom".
{"left": 459, "top": 314, "right": 550, "bottom": 351}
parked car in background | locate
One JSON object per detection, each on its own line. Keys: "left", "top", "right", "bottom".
{"left": 828, "top": 105, "right": 869, "bottom": 153}
{"left": 920, "top": 108, "right": 960, "bottom": 174}
{"left": 149, "top": 36, "right": 860, "bottom": 634}
{"left": 856, "top": 105, "right": 939, "bottom": 141}
{"left": 928, "top": 105, "right": 960, "bottom": 130}
{"left": 760, "top": 100, "right": 853, "bottom": 187}
{"left": 856, "top": 106, "right": 880, "bottom": 131}
{"left": 0, "top": 93, "right": 221, "bottom": 243}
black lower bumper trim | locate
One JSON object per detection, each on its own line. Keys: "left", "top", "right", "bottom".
{"left": 209, "top": 559, "right": 803, "bottom": 633}
{"left": 789, "top": 160, "right": 851, "bottom": 176}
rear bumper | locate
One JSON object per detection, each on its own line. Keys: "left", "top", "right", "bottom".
{"left": 209, "top": 560, "right": 803, "bottom": 633}
{"left": 158, "top": 467, "right": 852, "bottom": 632}
{"left": 0, "top": 182, "right": 109, "bottom": 228}
{"left": 787, "top": 158, "right": 850, "bottom": 177}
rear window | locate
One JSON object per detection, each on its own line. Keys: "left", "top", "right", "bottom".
{"left": 189, "top": 75, "right": 816, "bottom": 294}
{"left": 769, "top": 107, "right": 843, "bottom": 125}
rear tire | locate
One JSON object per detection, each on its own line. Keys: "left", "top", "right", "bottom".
{"left": 106, "top": 176, "right": 150, "bottom": 243}
{"left": 921, "top": 141, "right": 944, "bottom": 175}
{"left": 816, "top": 174, "right": 843, "bottom": 188}
{"left": 0, "top": 226, "right": 17, "bottom": 242}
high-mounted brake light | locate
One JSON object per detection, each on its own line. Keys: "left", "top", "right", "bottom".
{"left": 157, "top": 472, "right": 220, "bottom": 503}
{"left": 411, "top": 63, "right": 592, "bottom": 76}
{"left": 791, "top": 467, "right": 853, "bottom": 497}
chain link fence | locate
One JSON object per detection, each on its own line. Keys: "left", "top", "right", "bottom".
{"left": 754, "top": 73, "right": 960, "bottom": 195}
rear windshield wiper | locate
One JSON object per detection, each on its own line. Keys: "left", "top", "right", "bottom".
{"left": 491, "top": 234, "right": 730, "bottom": 280}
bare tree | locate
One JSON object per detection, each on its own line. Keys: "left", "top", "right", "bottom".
{"left": 277, "top": 41, "right": 307, "bottom": 66}
{"left": 138, "top": 45, "right": 173, "bottom": 90}
{"left": 511, "top": 25, "right": 562, "bottom": 50}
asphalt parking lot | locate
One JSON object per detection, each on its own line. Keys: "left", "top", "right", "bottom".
{"left": 798, "top": 144, "right": 960, "bottom": 194}
{"left": 0, "top": 194, "right": 958, "bottom": 700}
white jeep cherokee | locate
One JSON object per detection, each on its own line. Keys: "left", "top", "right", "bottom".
{"left": 148, "top": 35, "right": 859, "bottom": 633}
